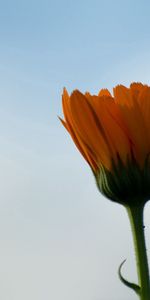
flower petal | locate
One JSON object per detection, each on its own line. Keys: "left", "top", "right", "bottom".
{"left": 69, "top": 90, "right": 112, "bottom": 169}
{"left": 113, "top": 85, "right": 149, "bottom": 165}
{"left": 98, "top": 89, "right": 112, "bottom": 97}
{"left": 86, "top": 94, "right": 131, "bottom": 164}
{"left": 61, "top": 89, "right": 98, "bottom": 170}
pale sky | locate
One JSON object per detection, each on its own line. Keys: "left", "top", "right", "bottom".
{"left": 0, "top": 0, "right": 150, "bottom": 299}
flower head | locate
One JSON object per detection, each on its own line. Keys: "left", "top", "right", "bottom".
{"left": 60, "top": 83, "right": 150, "bottom": 205}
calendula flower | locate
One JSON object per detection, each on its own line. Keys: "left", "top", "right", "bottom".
{"left": 60, "top": 82, "right": 150, "bottom": 300}
{"left": 60, "top": 83, "right": 150, "bottom": 206}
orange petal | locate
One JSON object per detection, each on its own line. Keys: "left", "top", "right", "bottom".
{"left": 69, "top": 90, "right": 111, "bottom": 170}
{"left": 130, "top": 82, "right": 147, "bottom": 101}
{"left": 113, "top": 85, "right": 133, "bottom": 107}
{"left": 137, "top": 87, "right": 150, "bottom": 149}
{"left": 98, "top": 89, "right": 112, "bottom": 97}
{"left": 61, "top": 90, "right": 98, "bottom": 171}
{"left": 113, "top": 85, "right": 149, "bottom": 165}
{"left": 86, "top": 94, "right": 131, "bottom": 164}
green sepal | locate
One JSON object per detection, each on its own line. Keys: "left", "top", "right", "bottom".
{"left": 118, "top": 259, "right": 141, "bottom": 295}
{"left": 95, "top": 154, "right": 150, "bottom": 206}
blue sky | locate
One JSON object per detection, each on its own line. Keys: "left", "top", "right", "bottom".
{"left": 0, "top": 0, "right": 150, "bottom": 299}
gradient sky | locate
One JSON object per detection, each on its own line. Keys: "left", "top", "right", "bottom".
{"left": 0, "top": 0, "right": 150, "bottom": 299}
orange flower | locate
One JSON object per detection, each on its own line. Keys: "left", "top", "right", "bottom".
{"left": 60, "top": 83, "right": 150, "bottom": 204}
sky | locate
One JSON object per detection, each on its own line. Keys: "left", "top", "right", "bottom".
{"left": 0, "top": 0, "right": 150, "bottom": 299}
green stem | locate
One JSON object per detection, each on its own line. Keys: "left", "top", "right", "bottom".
{"left": 126, "top": 204, "right": 150, "bottom": 300}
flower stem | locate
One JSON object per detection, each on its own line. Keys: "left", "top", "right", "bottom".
{"left": 126, "top": 204, "right": 150, "bottom": 300}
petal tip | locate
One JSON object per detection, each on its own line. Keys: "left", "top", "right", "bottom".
{"left": 98, "top": 88, "right": 111, "bottom": 97}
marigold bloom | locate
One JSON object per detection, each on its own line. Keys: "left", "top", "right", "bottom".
{"left": 60, "top": 83, "right": 150, "bottom": 205}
